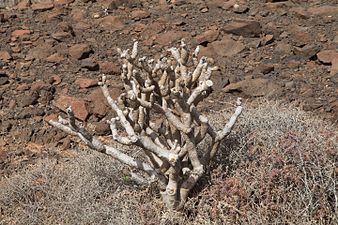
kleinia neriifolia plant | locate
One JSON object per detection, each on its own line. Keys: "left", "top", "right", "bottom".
{"left": 48, "top": 40, "right": 242, "bottom": 210}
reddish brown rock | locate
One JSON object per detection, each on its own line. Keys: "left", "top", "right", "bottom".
{"left": 8, "top": 99, "right": 16, "bottom": 109}
{"left": 44, "top": 114, "right": 58, "bottom": 123}
{"left": 207, "top": 0, "right": 236, "bottom": 10}
{"left": 11, "top": 29, "right": 30, "bottom": 38}
{"left": 223, "top": 20, "right": 261, "bottom": 37}
{"left": 99, "top": 61, "right": 120, "bottom": 75}
{"left": 223, "top": 78, "right": 281, "bottom": 97}
{"left": 26, "top": 43, "right": 55, "bottom": 60}
{"left": 51, "top": 32, "right": 73, "bottom": 42}
{"left": 87, "top": 88, "right": 109, "bottom": 117}
{"left": 54, "top": 95, "right": 89, "bottom": 121}
{"left": 49, "top": 75, "right": 62, "bottom": 85}
{"left": 69, "top": 44, "right": 92, "bottom": 60}
{"left": 200, "top": 35, "right": 245, "bottom": 58}
{"left": 155, "top": 30, "right": 190, "bottom": 46}
{"left": 194, "top": 28, "right": 219, "bottom": 45}
{"left": 31, "top": 1, "right": 54, "bottom": 11}
{"left": 293, "top": 44, "right": 320, "bottom": 60}
{"left": 0, "top": 72, "right": 9, "bottom": 85}
{"left": 98, "top": 16, "right": 125, "bottom": 31}
{"left": 31, "top": 80, "right": 49, "bottom": 92}
{"left": 70, "top": 8, "right": 86, "bottom": 21}
{"left": 291, "top": 30, "right": 312, "bottom": 47}
{"left": 81, "top": 58, "right": 99, "bottom": 71}
{"left": 317, "top": 50, "right": 338, "bottom": 64}
{"left": 93, "top": 121, "right": 111, "bottom": 136}
{"left": 87, "top": 86, "right": 122, "bottom": 117}
{"left": 255, "top": 64, "right": 275, "bottom": 75}
{"left": 17, "top": 0, "right": 31, "bottom": 10}
{"left": 131, "top": 10, "right": 150, "bottom": 20}
{"left": 0, "top": 51, "right": 12, "bottom": 62}
{"left": 46, "top": 53, "right": 65, "bottom": 63}
{"left": 331, "top": 59, "right": 338, "bottom": 76}
{"left": 261, "top": 34, "right": 274, "bottom": 46}
{"left": 76, "top": 78, "right": 98, "bottom": 89}
{"left": 17, "top": 92, "right": 39, "bottom": 107}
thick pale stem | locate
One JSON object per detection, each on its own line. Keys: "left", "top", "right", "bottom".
{"left": 100, "top": 78, "right": 138, "bottom": 142}
{"left": 47, "top": 119, "right": 166, "bottom": 184}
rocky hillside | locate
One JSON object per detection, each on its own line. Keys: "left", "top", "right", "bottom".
{"left": 0, "top": 0, "right": 337, "bottom": 178}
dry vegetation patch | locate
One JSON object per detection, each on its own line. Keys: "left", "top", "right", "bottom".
{"left": 1, "top": 101, "right": 337, "bottom": 224}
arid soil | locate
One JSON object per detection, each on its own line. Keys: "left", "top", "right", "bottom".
{"left": 0, "top": 0, "right": 337, "bottom": 197}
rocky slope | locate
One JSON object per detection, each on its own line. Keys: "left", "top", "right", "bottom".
{"left": 0, "top": 0, "right": 337, "bottom": 175}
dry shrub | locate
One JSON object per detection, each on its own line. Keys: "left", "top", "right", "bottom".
{"left": 191, "top": 100, "right": 338, "bottom": 225}
{"left": 0, "top": 151, "right": 163, "bottom": 225}
{"left": 1, "top": 100, "right": 337, "bottom": 224}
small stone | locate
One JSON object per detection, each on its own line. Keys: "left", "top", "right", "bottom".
{"left": 131, "top": 10, "right": 150, "bottom": 20}
{"left": 303, "top": 99, "right": 323, "bottom": 111}
{"left": 17, "top": 92, "right": 39, "bottom": 107}
{"left": 11, "top": 46, "right": 21, "bottom": 53}
{"left": 0, "top": 51, "right": 12, "bottom": 62}
{"left": 275, "top": 42, "right": 292, "bottom": 54}
{"left": 26, "top": 43, "right": 55, "bottom": 60}
{"left": 194, "top": 28, "right": 219, "bottom": 45}
{"left": 99, "top": 61, "right": 120, "bottom": 75}
{"left": 200, "top": 7, "right": 209, "bottom": 13}
{"left": 233, "top": 4, "right": 249, "bottom": 14}
{"left": 293, "top": 44, "right": 320, "bottom": 60}
{"left": 201, "top": 35, "right": 245, "bottom": 58}
{"left": 1, "top": 121, "right": 12, "bottom": 133}
{"left": 44, "top": 114, "right": 58, "bottom": 123}
{"left": 9, "top": 99, "right": 16, "bottom": 109}
{"left": 31, "top": 1, "right": 54, "bottom": 11}
{"left": 51, "top": 32, "right": 73, "bottom": 42}
{"left": 61, "top": 136, "right": 71, "bottom": 150}
{"left": 87, "top": 88, "right": 109, "bottom": 117}
{"left": 76, "top": 78, "right": 98, "bottom": 89}
{"left": 92, "top": 13, "right": 101, "bottom": 19}
{"left": 155, "top": 30, "right": 190, "bottom": 46}
{"left": 291, "top": 30, "right": 312, "bottom": 47}
{"left": 11, "top": 29, "right": 30, "bottom": 38}
{"left": 98, "top": 16, "right": 125, "bottom": 31}
{"left": 285, "top": 81, "right": 295, "bottom": 90}
{"left": 223, "top": 78, "right": 281, "bottom": 97}
{"left": 54, "top": 95, "right": 89, "bottom": 121}
{"left": 223, "top": 19, "right": 261, "bottom": 37}
{"left": 49, "top": 75, "right": 62, "bottom": 85}
{"left": 81, "top": 58, "right": 99, "bottom": 71}
{"left": 46, "top": 53, "right": 65, "bottom": 63}
{"left": 31, "top": 80, "right": 49, "bottom": 92}
{"left": 331, "top": 59, "right": 338, "bottom": 76}
{"left": 255, "top": 64, "right": 274, "bottom": 74}
{"left": 317, "top": 50, "right": 338, "bottom": 64}
{"left": 261, "top": 34, "right": 274, "bottom": 46}
{"left": 0, "top": 72, "right": 9, "bottom": 85}
{"left": 69, "top": 44, "right": 92, "bottom": 60}
{"left": 93, "top": 121, "right": 111, "bottom": 136}
{"left": 17, "top": 107, "right": 45, "bottom": 119}
{"left": 17, "top": 0, "right": 31, "bottom": 10}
